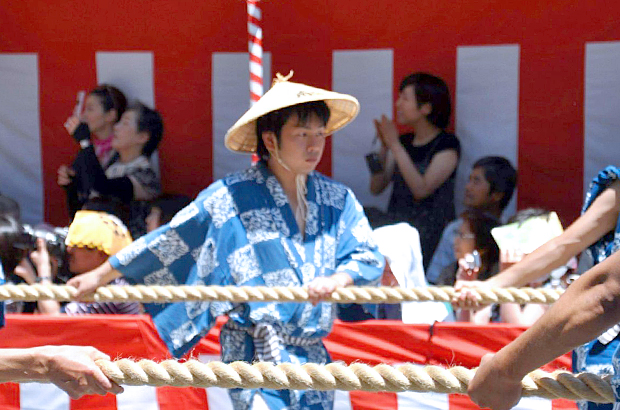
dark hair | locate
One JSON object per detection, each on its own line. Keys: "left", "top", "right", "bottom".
{"left": 150, "top": 194, "right": 192, "bottom": 226}
{"left": 461, "top": 209, "right": 500, "bottom": 280}
{"left": 129, "top": 101, "right": 164, "bottom": 157}
{"left": 89, "top": 84, "right": 127, "bottom": 122}
{"left": 472, "top": 156, "right": 518, "bottom": 211}
{"left": 399, "top": 73, "right": 451, "bottom": 129}
{"left": 0, "top": 215, "right": 26, "bottom": 276}
{"left": 255, "top": 101, "right": 330, "bottom": 160}
{"left": 82, "top": 196, "right": 131, "bottom": 228}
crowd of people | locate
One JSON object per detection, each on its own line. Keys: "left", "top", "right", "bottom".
{"left": 0, "top": 71, "right": 617, "bottom": 409}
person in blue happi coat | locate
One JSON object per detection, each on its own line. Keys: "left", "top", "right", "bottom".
{"left": 69, "top": 72, "right": 385, "bottom": 410}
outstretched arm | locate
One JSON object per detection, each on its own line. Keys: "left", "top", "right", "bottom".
{"left": 0, "top": 345, "right": 123, "bottom": 399}
{"left": 468, "top": 248, "right": 620, "bottom": 410}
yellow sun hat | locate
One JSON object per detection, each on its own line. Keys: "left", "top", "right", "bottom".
{"left": 224, "top": 71, "right": 360, "bottom": 153}
{"left": 66, "top": 210, "right": 133, "bottom": 256}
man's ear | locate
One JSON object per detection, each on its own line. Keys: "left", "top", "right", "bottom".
{"left": 420, "top": 102, "right": 432, "bottom": 116}
{"left": 262, "top": 131, "right": 277, "bottom": 152}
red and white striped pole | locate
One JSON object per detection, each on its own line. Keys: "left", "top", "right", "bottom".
{"left": 247, "top": 0, "right": 263, "bottom": 107}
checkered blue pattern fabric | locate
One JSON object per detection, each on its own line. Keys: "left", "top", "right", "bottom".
{"left": 109, "top": 162, "right": 383, "bottom": 358}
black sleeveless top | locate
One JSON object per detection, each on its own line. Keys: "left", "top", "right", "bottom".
{"left": 387, "top": 131, "right": 460, "bottom": 268}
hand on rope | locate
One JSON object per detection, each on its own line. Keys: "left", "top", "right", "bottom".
{"left": 9, "top": 357, "right": 609, "bottom": 404}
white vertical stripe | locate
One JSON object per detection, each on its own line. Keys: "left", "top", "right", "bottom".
{"left": 584, "top": 41, "right": 620, "bottom": 193}
{"left": 199, "top": 354, "right": 235, "bottom": 410}
{"left": 332, "top": 49, "right": 394, "bottom": 212}
{"left": 116, "top": 385, "right": 160, "bottom": 410}
{"left": 397, "top": 391, "right": 449, "bottom": 409}
{"left": 513, "top": 396, "right": 553, "bottom": 410}
{"left": 333, "top": 390, "right": 353, "bottom": 410}
{"left": 20, "top": 383, "right": 70, "bottom": 410}
{"left": 247, "top": 3, "right": 261, "bottom": 19}
{"left": 212, "top": 52, "right": 271, "bottom": 180}
{"left": 455, "top": 45, "right": 520, "bottom": 219}
{"left": 96, "top": 51, "right": 155, "bottom": 108}
{"left": 0, "top": 53, "right": 43, "bottom": 224}
{"left": 96, "top": 51, "right": 160, "bottom": 179}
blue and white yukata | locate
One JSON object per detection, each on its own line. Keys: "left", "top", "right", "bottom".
{"left": 109, "top": 162, "right": 384, "bottom": 410}
{"left": 571, "top": 166, "right": 620, "bottom": 410}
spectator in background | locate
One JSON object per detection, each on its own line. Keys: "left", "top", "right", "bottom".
{"left": 60, "top": 102, "right": 163, "bottom": 238}
{"left": 58, "top": 85, "right": 127, "bottom": 217}
{"left": 456, "top": 166, "right": 620, "bottom": 410}
{"left": 437, "top": 209, "right": 500, "bottom": 323}
{"left": 0, "top": 245, "right": 122, "bottom": 398}
{"left": 426, "top": 156, "right": 517, "bottom": 284}
{"left": 23, "top": 210, "right": 141, "bottom": 315}
{"left": 145, "top": 194, "right": 192, "bottom": 233}
{"left": 369, "top": 72, "right": 460, "bottom": 269}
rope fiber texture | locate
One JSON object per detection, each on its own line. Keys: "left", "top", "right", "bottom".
{"left": 0, "top": 284, "right": 563, "bottom": 305}
{"left": 85, "top": 359, "right": 614, "bottom": 403}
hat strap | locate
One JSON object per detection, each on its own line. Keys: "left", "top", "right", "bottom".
{"left": 272, "top": 143, "right": 308, "bottom": 232}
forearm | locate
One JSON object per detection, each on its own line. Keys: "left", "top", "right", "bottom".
{"left": 0, "top": 347, "right": 48, "bottom": 383}
{"left": 492, "top": 255, "right": 620, "bottom": 379}
{"left": 332, "top": 271, "right": 354, "bottom": 287}
{"left": 489, "top": 236, "right": 580, "bottom": 288}
{"left": 37, "top": 300, "right": 62, "bottom": 315}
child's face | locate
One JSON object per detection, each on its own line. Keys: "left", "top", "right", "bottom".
{"left": 454, "top": 221, "right": 476, "bottom": 260}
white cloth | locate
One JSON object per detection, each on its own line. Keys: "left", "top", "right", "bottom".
{"left": 372, "top": 223, "right": 450, "bottom": 324}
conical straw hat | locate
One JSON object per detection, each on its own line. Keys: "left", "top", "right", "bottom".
{"left": 225, "top": 71, "right": 360, "bottom": 153}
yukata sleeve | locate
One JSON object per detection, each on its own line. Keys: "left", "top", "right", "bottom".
{"left": 334, "top": 189, "right": 384, "bottom": 286}
{"left": 108, "top": 187, "right": 213, "bottom": 285}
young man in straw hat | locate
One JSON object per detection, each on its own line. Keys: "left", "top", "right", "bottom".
{"left": 69, "top": 73, "right": 384, "bottom": 409}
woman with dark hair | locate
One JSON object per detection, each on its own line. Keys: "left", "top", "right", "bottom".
{"left": 369, "top": 72, "right": 460, "bottom": 269}
{"left": 65, "top": 101, "right": 163, "bottom": 238}
{"left": 436, "top": 209, "right": 500, "bottom": 323}
{"left": 58, "top": 84, "right": 128, "bottom": 217}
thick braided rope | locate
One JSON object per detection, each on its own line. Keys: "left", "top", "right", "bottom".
{"left": 0, "top": 284, "right": 563, "bottom": 305}
{"left": 90, "top": 359, "right": 612, "bottom": 402}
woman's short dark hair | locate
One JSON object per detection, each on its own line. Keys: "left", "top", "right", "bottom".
{"left": 130, "top": 102, "right": 164, "bottom": 157}
{"left": 399, "top": 73, "right": 451, "bottom": 129}
{"left": 89, "top": 84, "right": 127, "bottom": 123}
{"left": 461, "top": 209, "right": 500, "bottom": 280}
{"left": 255, "top": 101, "right": 330, "bottom": 160}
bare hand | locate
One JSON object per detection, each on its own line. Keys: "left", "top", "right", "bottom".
{"left": 453, "top": 279, "right": 488, "bottom": 309}
{"left": 38, "top": 345, "right": 123, "bottom": 399}
{"left": 468, "top": 353, "right": 523, "bottom": 410}
{"left": 64, "top": 116, "right": 80, "bottom": 136}
{"left": 57, "top": 165, "right": 75, "bottom": 186}
{"left": 307, "top": 273, "right": 352, "bottom": 305}
{"left": 455, "top": 257, "right": 480, "bottom": 282}
{"left": 13, "top": 258, "right": 37, "bottom": 284}
{"left": 30, "top": 238, "right": 57, "bottom": 280}
{"left": 67, "top": 271, "right": 104, "bottom": 300}
{"left": 373, "top": 115, "right": 400, "bottom": 149}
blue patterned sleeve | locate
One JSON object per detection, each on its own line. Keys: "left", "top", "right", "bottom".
{"left": 109, "top": 185, "right": 216, "bottom": 285}
{"left": 334, "top": 189, "right": 384, "bottom": 286}
{"left": 582, "top": 166, "right": 620, "bottom": 265}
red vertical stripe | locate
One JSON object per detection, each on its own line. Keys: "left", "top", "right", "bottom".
{"left": 156, "top": 386, "right": 209, "bottom": 410}
{"left": 350, "top": 391, "right": 398, "bottom": 410}
{"left": 0, "top": 383, "right": 19, "bottom": 410}
{"left": 71, "top": 393, "right": 117, "bottom": 410}
{"left": 552, "top": 398, "right": 578, "bottom": 410}
{"left": 449, "top": 393, "right": 484, "bottom": 410}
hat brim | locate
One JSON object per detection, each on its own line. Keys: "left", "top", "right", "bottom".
{"left": 225, "top": 80, "right": 360, "bottom": 153}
